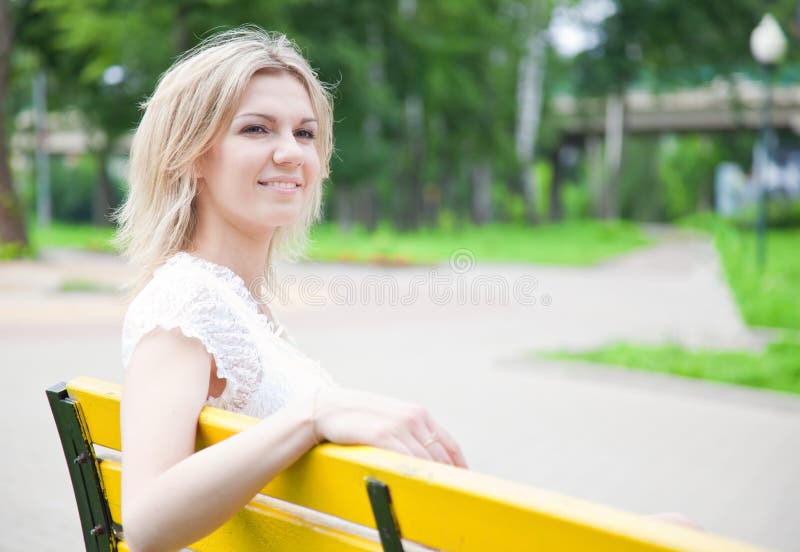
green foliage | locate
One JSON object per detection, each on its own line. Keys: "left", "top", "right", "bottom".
{"left": 729, "top": 199, "right": 800, "bottom": 229}
{"left": 572, "top": 133, "right": 759, "bottom": 223}
{"left": 19, "top": 154, "right": 125, "bottom": 223}
{"left": 545, "top": 333, "right": 800, "bottom": 396}
{"left": 7, "top": 0, "right": 800, "bottom": 240}
{"left": 562, "top": 183, "right": 591, "bottom": 220}
{"left": 619, "top": 137, "right": 661, "bottom": 220}
{"left": 48, "top": 154, "right": 97, "bottom": 222}
{"left": 534, "top": 160, "right": 552, "bottom": 220}
{"left": 503, "top": 193, "right": 527, "bottom": 224}
{"left": 715, "top": 224, "right": 800, "bottom": 330}
{"left": 10, "top": 0, "right": 564, "bottom": 231}
{"left": 569, "top": 0, "right": 800, "bottom": 96}
{"left": 679, "top": 214, "right": 800, "bottom": 330}
{"left": 658, "top": 135, "right": 721, "bottom": 220}
{"left": 30, "top": 223, "right": 117, "bottom": 252}
{"left": 0, "top": 241, "right": 33, "bottom": 260}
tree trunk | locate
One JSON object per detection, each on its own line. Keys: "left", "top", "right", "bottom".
{"left": 603, "top": 92, "right": 625, "bottom": 219}
{"left": 401, "top": 94, "right": 424, "bottom": 230}
{"left": 360, "top": 186, "right": 378, "bottom": 232}
{"left": 92, "top": 148, "right": 113, "bottom": 226}
{"left": 515, "top": 32, "right": 546, "bottom": 225}
{"left": 173, "top": 3, "right": 190, "bottom": 53}
{"left": 471, "top": 161, "right": 493, "bottom": 225}
{"left": 586, "top": 135, "right": 605, "bottom": 217}
{"left": 549, "top": 146, "right": 563, "bottom": 223}
{"left": 33, "top": 70, "right": 51, "bottom": 226}
{"left": 363, "top": 20, "right": 384, "bottom": 234}
{"left": 520, "top": 167, "right": 537, "bottom": 224}
{"left": 0, "top": 0, "right": 30, "bottom": 252}
{"left": 335, "top": 186, "right": 354, "bottom": 232}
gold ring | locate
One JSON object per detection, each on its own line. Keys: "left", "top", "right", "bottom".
{"left": 422, "top": 434, "right": 439, "bottom": 448}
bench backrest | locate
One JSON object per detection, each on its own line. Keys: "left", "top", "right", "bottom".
{"left": 47, "top": 376, "right": 762, "bottom": 552}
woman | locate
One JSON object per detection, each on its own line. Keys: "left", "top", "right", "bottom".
{"left": 116, "top": 26, "right": 466, "bottom": 552}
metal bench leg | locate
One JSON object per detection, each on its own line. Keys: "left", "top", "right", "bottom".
{"left": 47, "top": 382, "right": 117, "bottom": 552}
{"left": 366, "top": 477, "right": 405, "bottom": 552}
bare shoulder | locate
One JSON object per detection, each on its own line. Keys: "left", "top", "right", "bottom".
{"left": 125, "top": 327, "right": 213, "bottom": 405}
{"left": 134, "top": 326, "right": 212, "bottom": 364}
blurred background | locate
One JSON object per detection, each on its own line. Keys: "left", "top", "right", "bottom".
{"left": 2, "top": 1, "right": 800, "bottom": 551}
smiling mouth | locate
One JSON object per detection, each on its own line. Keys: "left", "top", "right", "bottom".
{"left": 258, "top": 181, "right": 302, "bottom": 189}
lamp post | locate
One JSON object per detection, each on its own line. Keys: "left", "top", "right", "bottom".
{"left": 750, "top": 14, "right": 787, "bottom": 268}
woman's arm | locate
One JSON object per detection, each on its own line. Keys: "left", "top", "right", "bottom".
{"left": 121, "top": 328, "right": 316, "bottom": 551}
{"left": 121, "top": 328, "right": 467, "bottom": 552}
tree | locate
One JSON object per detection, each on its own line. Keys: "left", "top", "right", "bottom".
{"left": 0, "top": 0, "right": 29, "bottom": 255}
{"left": 567, "top": 0, "right": 800, "bottom": 219}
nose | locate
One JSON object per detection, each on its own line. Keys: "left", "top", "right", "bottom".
{"left": 272, "top": 132, "right": 303, "bottom": 167}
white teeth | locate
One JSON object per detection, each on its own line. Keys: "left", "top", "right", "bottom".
{"left": 260, "top": 181, "right": 299, "bottom": 189}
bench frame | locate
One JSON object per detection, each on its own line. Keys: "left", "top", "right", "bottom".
{"left": 47, "top": 376, "right": 764, "bottom": 552}
{"left": 47, "top": 382, "right": 120, "bottom": 551}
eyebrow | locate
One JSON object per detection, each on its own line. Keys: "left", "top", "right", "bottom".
{"left": 234, "top": 113, "right": 317, "bottom": 124}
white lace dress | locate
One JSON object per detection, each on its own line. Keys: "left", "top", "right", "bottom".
{"left": 121, "top": 252, "right": 334, "bottom": 418}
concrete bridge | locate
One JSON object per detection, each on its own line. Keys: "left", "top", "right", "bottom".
{"left": 554, "top": 77, "right": 800, "bottom": 137}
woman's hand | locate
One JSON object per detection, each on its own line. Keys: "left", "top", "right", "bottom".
{"left": 311, "top": 386, "right": 468, "bottom": 468}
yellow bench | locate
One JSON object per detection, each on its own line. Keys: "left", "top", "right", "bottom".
{"left": 47, "top": 377, "right": 763, "bottom": 551}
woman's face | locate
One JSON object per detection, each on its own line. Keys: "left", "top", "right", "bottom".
{"left": 195, "top": 71, "right": 320, "bottom": 237}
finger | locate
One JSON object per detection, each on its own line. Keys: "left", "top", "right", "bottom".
{"left": 400, "top": 433, "right": 436, "bottom": 463}
{"left": 428, "top": 422, "right": 468, "bottom": 468}
{"left": 423, "top": 439, "right": 455, "bottom": 466}
{"left": 413, "top": 429, "right": 453, "bottom": 466}
{"left": 405, "top": 412, "right": 447, "bottom": 463}
{"left": 379, "top": 434, "right": 415, "bottom": 457}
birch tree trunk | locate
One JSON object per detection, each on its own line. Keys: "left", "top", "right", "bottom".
{"left": 515, "top": 32, "right": 546, "bottom": 225}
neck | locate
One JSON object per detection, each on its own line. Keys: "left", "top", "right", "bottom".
{"left": 188, "top": 219, "right": 274, "bottom": 304}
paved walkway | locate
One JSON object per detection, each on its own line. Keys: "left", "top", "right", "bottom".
{"left": 2, "top": 234, "right": 798, "bottom": 551}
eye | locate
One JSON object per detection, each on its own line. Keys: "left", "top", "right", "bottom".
{"left": 295, "top": 129, "right": 316, "bottom": 140}
{"left": 242, "top": 125, "right": 268, "bottom": 134}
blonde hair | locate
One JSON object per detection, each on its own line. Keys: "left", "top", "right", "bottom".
{"left": 114, "top": 26, "right": 334, "bottom": 292}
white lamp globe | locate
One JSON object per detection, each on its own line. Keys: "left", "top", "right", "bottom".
{"left": 750, "top": 14, "right": 788, "bottom": 65}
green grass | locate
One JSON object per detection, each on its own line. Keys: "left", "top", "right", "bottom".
{"left": 59, "top": 278, "right": 120, "bottom": 294}
{"left": 309, "top": 220, "right": 651, "bottom": 265}
{"left": 545, "top": 334, "right": 800, "bottom": 396}
{"left": 18, "top": 220, "right": 650, "bottom": 266}
{"left": 29, "top": 223, "right": 118, "bottom": 254}
{"left": 679, "top": 213, "right": 800, "bottom": 330}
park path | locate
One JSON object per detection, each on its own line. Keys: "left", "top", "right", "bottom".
{"left": 2, "top": 230, "right": 798, "bottom": 551}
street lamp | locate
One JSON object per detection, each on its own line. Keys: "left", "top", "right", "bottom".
{"left": 750, "top": 14, "right": 788, "bottom": 268}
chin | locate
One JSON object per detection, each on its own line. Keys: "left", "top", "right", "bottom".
{"left": 256, "top": 213, "right": 303, "bottom": 232}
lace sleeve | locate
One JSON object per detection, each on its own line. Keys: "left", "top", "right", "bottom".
{"left": 121, "top": 268, "right": 260, "bottom": 393}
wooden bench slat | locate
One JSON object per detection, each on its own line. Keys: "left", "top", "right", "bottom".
{"left": 99, "top": 460, "right": 384, "bottom": 551}
{"left": 67, "top": 376, "right": 765, "bottom": 552}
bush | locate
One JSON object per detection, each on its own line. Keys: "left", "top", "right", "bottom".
{"left": 22, "top": 153, "right": 126, "bottom": 224}
{"left": 563, "top": 182, "right": 591, "bottom": 219}
{"left": 49, "top": 154, "right": 98, "bottom": 222}
{"left": 730, "top": 199, "right": 800, "bottom": 229}
{"left": 658, "top": 135, "right": 722, "bottom": 220}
